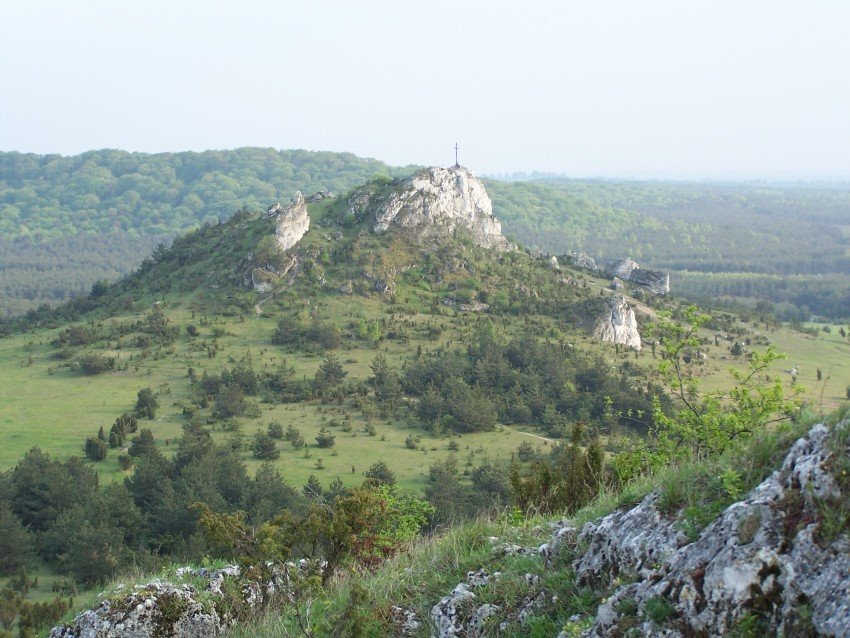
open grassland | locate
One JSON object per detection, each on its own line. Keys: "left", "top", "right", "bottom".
{"left": 0, "top": 289, "right": 596, "bottom": 489}
{"left": 2, "top": 289, "right": 847, "bottom": 490}
{"left": 2, "top": 198, "right": 847, "bottom": 492}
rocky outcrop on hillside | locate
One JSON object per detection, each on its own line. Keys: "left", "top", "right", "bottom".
{"left": 273, "top": 193, "right": 310, "bottom": 252}
{"left": 593, "top": 294, "right": 642, "bottom": 350}
{"left": 575, "top": 421, "right": 850, "bottom": 637}
{"left": 566, "top": 252, "right": 598, "bottom": 271}
{"left": 604, "top": 258, "right": 670, "bottom": 295}
{"left": 605, "top": 258, "right": 640, "bottom": 281}
{"left": 361, "top": 166, "right": 514, "bottom": 251}
{"left": 48, "top": 567, "right": 241, "bottom": 638}
{"left": 630, "top": 267, "right": 670, "bottom": 295}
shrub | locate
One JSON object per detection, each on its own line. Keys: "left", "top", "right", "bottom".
{"left": 84, "top": 437, "right": 107, "bottom": 461}
{"left": 267, "top": 421, "right": 284, "bottom": 439}
{"left": 78, "top": 353, "right": 115, "bottom": 374}
{"left": 315, "top": 428, "right": 336, "bottom": 448}
{"left": 135, "top": 388, "right": 159, "bottom": 419}
{"left": 364, "top": 461, "right": 395, "bottom": 486}
{"left": 252, "top": 431, "right": 280, "bottom": 461}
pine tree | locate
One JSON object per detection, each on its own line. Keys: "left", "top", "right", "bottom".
{"left": 252, "top": 431, "right": 280, "bottom": 460}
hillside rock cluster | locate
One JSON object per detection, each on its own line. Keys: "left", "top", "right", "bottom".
{"left": 364, "top": 165, "right": 515, "bottom": 251}
{"left": 605, "top": 258, "right": 670, "bottom": 295}
{"left": 566, "top": 251, "right": 598, "bottom": 271}
{"left": 51, "top": 423, "right": 848, "bottom": 638}
{"left": 593, "top": 294, "right": 642, "bottom": 350}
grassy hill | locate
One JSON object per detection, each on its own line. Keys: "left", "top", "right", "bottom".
{"left": 2, "top": 148, "right": 849, "bottom": 321}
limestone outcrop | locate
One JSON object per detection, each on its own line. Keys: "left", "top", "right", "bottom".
{"left": 48, "top": 572, "right": 238, "bottom": 638}
{"left": 575, "top": 422, "right": 850, "bottom": 637}
{"left": 273, "top": 193, "right": 310, "bottom": 252}
{"left": 605, "top": 258, "right": 640, "bottom": 281}
{"left": 593, "top": 294, "right": 642, "bottom": 350}
{"left": 629, "top": 267, "right": 670, "bottom": 295}
{"left": 604, "top": 258, "right": 670, "bottom": 295}
{"left": 566, "top": 252, "right": 599, "bottom": 271}
{"left": 364, "top": 166, "right": 514, "bottom": 251}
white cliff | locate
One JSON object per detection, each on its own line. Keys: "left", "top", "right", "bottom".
{"left": 593, "top": 294, "right": 642, "bottom": 350}
{"left": 273, "top": 193, "right": 310, "bottom": 252}
{"left": 370, "top": 166, "right": 514, "bottom": 251}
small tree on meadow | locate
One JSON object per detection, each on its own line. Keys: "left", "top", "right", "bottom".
{"left": 252, "top": 431, "right": 280, "bottom": 461}
{"left": 364, "top": 461, "right": 396, "bottom": 486}
{"left": 267, "top": 421, "right": 284, "bottom": 440}
{"left": 135, "top": 388, "right": 159, "bottom": 419}
{"left": 315, "top": 427, "right": 336, "bottom": 448}
{"left": 315, "top": 353, "right": 347, "bottom": 390}
{"left": 84, "top": 437, "right": 107, "bottom": 461}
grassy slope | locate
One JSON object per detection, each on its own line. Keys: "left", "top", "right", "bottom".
{"left": 0, "top": 197, "right": 611, "bottom": 486}
{"left": 224, "top": 409, "right": 846, "bottom": 638}
{"left": 1, "top": 204, "right": 847, "bottom": 482}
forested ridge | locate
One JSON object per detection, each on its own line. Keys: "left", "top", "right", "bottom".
{"left": 487, "top": 178, "right": 850, "bottom": 319}
{"left": 1, "top": 148, "right": 849, "bottom": 319}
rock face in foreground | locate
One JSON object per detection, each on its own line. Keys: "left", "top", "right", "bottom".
{"left": 48, "top": 570, "right": 239, "bottom": 638}
{"left": 272, "top": 193, "right": 310, "bottom": 252}
{"left": 576, "top": 422, "right": 850, "bottom": 637}
{"left": 370, "top": 166, "right": 514, "bottom": 251}
{"left": 593, "top": 294, "right": 642, "bottom": 350}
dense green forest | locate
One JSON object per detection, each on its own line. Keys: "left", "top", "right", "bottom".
{"left": 2, "top": 148, "right": 849, "bottom": 320}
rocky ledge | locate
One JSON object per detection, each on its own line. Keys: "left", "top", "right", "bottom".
{"left": 605, "top": 258, "right": 670, "bottom": 295}
{"left": 576, "top": 421, "right": 850, "bottom": 637}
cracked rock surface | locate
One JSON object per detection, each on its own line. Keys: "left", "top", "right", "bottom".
{"left": 579, "top": 422, "right": 850, "bottom": 637}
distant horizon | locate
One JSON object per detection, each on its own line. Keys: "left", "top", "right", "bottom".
{"left": 3, "top": 144, "right": 850, "bottom": 185}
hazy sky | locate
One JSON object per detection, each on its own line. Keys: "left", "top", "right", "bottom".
{"left": 2, "top": 0, "right": 849, "bottom": 178}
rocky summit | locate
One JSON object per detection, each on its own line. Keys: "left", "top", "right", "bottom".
{"left": 367, "top": 165, "right": 515, "bottom": 251}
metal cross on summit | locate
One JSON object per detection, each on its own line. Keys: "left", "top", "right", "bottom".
{"left": 454, "top": 142, "right": 459, "bottom": 167}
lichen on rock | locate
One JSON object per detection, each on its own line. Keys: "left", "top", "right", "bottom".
{"left": 578, "top": 421, "right": 850, "bottom": 637}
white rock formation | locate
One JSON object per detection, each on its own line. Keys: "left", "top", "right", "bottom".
{"left": 567, "top": 252, "right": 598, "bottom": 271}
{"left": 371, "top": 166, "right": 514, "bottom": 251}
{"left": 630, "top": 268, "right": 670, "bottom": 295}
{"left": 593, "top": 294, "right": 642, "bottom": 350}
{"left": 49, "top": 581, "right": 231, "bottom": 638}
{"left": 605, "top": 257, "right": 670, "bottom": 295}
{"left": 605, "top": 258, "right": 640, "bottom": 281}
{"left": 273, "top": 193, "right": 310, "bottom": 252}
